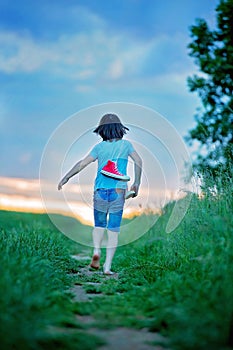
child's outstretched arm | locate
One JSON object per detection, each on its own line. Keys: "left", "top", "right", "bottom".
{"left": 58, "top": 154, "right": 95, "bottom": 190}
{"left": 129, "top": 151, "right": 142, "bottom": 197}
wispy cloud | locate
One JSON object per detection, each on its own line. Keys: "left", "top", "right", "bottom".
{"left": 0, "top": 30, "right": 146, "bottom": 77}
{"left": 0, "top": 3, "right": 201, "bottom": 183}
{"left": 0, "top": 5, "right": 193, "bottom": 89}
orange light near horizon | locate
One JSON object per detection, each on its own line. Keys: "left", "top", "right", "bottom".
{"left": 0, "top": 194, "right": 94, "bottom": 226}
{"left": 0, "top": 176, "right": 184, "bottom": 228}
{"left": 0, "top": 193, "right": 147, "bottom": 227}
{"left": 0, "top": 177, "right": 40, "bottom": 190}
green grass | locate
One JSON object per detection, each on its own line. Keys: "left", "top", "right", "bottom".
{"left": 0, "top": 211, "right": 104, "bottom": 349}
{"left": 0, "top": 178, "right": 232, "bottom": 349}
{"left": 74, "top": 191, "right": 233, "bottom": 349}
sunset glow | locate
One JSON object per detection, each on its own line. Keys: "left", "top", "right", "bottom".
{"left": 0, "top": 176, "right": 186, "bottom": 226}
{"left": 0, "top": 177, "right": 147, "bottom": 226}
{"left": 0, "top": 192, "right": 94, "bottom": 226}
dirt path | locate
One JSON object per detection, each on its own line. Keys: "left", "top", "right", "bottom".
{"left": 69, "top": 252, "right": 169, "bottom": 350}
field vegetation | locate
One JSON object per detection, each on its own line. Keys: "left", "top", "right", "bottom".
{"left": 0, "top": 173, "right": 232, "bottom": 349}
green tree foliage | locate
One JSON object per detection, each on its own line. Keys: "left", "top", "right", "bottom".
{"left": 187, "top": 0, "right": 233, "bottom": 176}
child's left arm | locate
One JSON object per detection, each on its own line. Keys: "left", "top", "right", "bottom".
{"left": 58, "top": 154, "right": 95, "bottom": 190}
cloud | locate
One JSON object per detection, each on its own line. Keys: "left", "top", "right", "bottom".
{"left": 0, "top": 29, "right": 147, "bottom": 78}
{"left": 108, "top": 59, "right": 124, "bottom": 80}
{"left": 75, "top": 84, "right": 94, "bottom": 93}
{"left": 44, "top": 4, "right": 106, "bottom": 33}
{"left": 18, "top": 152, "right": 32, "bottom": 164}
{"left": 0, "top": 177, "right": 136, "bottom": 227}
{"left": 0, "top": 176, "right": 185, "bottom": 226}
{"left": 0, "top": 5, "right": 193, "bottom": 88}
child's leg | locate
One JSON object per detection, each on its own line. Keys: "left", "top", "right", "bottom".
{"left": 90, "top": 227, "right": 105, "bottom": 269}
{"left": 103, "top": 190, "right": 125, "bottom": 274}
{"left": 104, "top": 229, "right": 119, "bottom": 274}
{"left": 93, "top": 190, "right": 108, "bottom": 244}
{"left": 93, "top": 208, "right": 107, "bottom": 257}
{"left": 92, "top": 226, "right": 105, "bottom": 257}
{"left": 91, "top": 203, "right": 107, "bottom": 269}
{"left": 103, "top": 208, "right": 123, "bottom": 274}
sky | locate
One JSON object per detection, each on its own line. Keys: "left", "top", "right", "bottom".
{"left": 0, "top": 0, "right": 219, "bottom": 223}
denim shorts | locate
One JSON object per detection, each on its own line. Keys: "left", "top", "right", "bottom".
{"left": 93, "top": 188, "right": 125, "bottom": 232}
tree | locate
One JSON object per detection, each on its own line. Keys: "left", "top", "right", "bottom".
{"left": 187, "top": 0, "right": 233, "bottom": 177}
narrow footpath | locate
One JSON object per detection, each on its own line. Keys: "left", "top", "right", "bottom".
{"left": 69, "top": 252, "right": 169, "bottom": 350}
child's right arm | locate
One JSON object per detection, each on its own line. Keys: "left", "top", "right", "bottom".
{"left": 58, "top": 154, "right": 95, "bottom": 190}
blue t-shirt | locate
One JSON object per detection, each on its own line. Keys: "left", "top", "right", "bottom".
{"left": 90, "top": 139, "right": 135, "bottom": 190}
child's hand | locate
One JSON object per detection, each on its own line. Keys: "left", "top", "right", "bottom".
{"left": 58, "top": 177, "right": 68, "bottom": 190}
{"left": 130, "top": 183, "right": 140, "bottom": 197}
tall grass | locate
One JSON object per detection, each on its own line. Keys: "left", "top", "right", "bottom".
{"left": 74, "top": 171, "right": 233, "bottom": 350}
{"left": 0, "top": 211, "right": 103, "bottom": 350}
{"left": 0, "top": 168, "right": 232, "bottom": 349}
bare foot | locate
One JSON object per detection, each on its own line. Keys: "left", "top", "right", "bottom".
{"left": 90, "top": 254, "right": 100, "bottom": 269}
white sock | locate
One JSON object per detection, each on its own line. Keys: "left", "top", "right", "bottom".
{"left": 92, "top": 227, "right": 105, "bottom": 256}
{"left": 104, "top": 229, "right": 119, "bottom": 272}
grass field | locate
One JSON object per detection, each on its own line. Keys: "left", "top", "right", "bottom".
{"left": 0, "top": 181, "right": 232, "bottom": 349}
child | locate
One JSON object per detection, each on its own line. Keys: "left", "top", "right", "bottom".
{"left": 58, "top": 113, "right": 142, "bottom": 275}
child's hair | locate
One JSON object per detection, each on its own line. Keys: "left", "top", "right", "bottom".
{"left": 93, "top": 113, "right": 129, "bottom": 141}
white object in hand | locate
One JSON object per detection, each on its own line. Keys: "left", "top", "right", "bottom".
{"left": 125, "top": 190, "right": 136, "bottom": 199}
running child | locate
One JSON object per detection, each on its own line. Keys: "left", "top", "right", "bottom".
{"left": 58, "top": 113, "right": 142, "bottom": 275}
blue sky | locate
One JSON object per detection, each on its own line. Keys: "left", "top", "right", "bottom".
{"left": 0, "top": 0, "right": 219, "bottom": 179}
